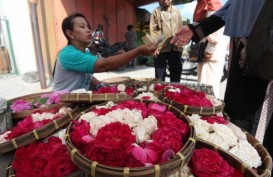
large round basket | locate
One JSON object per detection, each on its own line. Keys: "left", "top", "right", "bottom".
{"left": 8, "top": 92, "right": 51, "bottom": 104}
{"left": 195, "top": 138, "right": 272, "bottom": 177}
{"left": 65, "top": 99, "right": 196, "bottom": 177}
{"left": 156, "top": 83, "right": 224, "bottom": 116}
{"left": 60, "top": 92, "right": 132, "bottom": 103}
{"left": 0, "top": 106, "right": 81, "bottom": 154}
{"left": 11, "top": 102, "right": 71, "bottom": 120}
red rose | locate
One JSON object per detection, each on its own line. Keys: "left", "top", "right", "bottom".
{"left": 201, "top": 115, "right": 228, "bottom": 125}
{"left": 152, "top": 127, "right": 182, "bottom": 152}
{"left": 44, "top": 155, "right": 77, "bottom": 177}
{"left": 86, "top": 141, "right": 124, "bottom": 167}
{"left": 189, "top": 148, "right": 235, "bottom": 177}
{"left": 95, "top": 122, "right": 136, "bottom": 149}
{"left": 155, "top": 111, "right": 188, "bottom": 138}
{"left": 70, "top": 120, "right": 93, "bottom": 153}
{"left": 91, "top": 107, "right": 111, "bottom": 116}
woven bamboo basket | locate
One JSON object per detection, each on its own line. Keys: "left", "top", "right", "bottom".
{"left": 0, "top": 106, "right": 81, "bottom": 154}
{"left": 65, "top": 99, "right": 196, "bottom": 177}
{"left": 11, "top": 102, "right": 71, "bottom": 119}
{"left": 60, "top": 92, "right": 133, "bottom": 103}
{"left": 195, "top": 138, "right": 272, "bottom": 177}
{"left": 156, "top": 83, "right": 224, "bottom": 116}
{"left": 101, "top": 76, "right": 132, "bottom": 84}
{"left": 126, "top": 78, "right": 159, "bottom": 92}
{"left": 8, "top": 91, "right": 70, "bottom": 119}
{"left": 8, "top": 92, "right": 51, "bottom": 104}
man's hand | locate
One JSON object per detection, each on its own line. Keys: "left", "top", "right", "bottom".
{"left": 170, "top": 25, "right": 193, "bottom": 47}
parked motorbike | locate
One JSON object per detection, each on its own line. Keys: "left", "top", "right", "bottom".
{"left": 88, "top": 28, "right": 127, "bottom": 58}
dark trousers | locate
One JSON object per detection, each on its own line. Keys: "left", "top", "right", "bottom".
{"left": 154, "top": 51, "right": 182, "bottom": 82}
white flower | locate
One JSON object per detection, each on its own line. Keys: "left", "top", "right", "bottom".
{"left": 149, "top": 84, "right": 155, "bottom": 92}
{"left": 71, "top": 89, "right": 92, "bottom": 93}
{"left": 168, "top": 88, "right": 181, "bottom": 93}
{"left": 44, "top": 129, "right": 66, "bottom": 144}
{"left": 205, "top": 95, "right": 222, "bottom": 106}
{"left": 106, "top": 108, "right": 143, "bottom": 128}
{"left": 228, "top": 140, "right": 262, "bottom": 168}
{"left": 213, "top": 123, "right": 238, "bottom": 146}
{"left": 31, "top": 112, "right": 55, "bottom": 122}
{"left": 0, "top": 131, "right": 11, "bottom": 143}
{"left": 189, "top": 115, "right": 212, "bottom": 136}
{"left": 134, "top": 92, "right": 159, "bottom": 101}
{"left": 89, "top": 115, "right": 112, "bottom": 136}
{"left": 58, "top": 107, "right": 72, "bottom": 114}
{"left": 136, "top": 86, "right": 148, "bottom": 92}
{"left": 226, "top": 123, "right": 247, "bottom": 140}
{"left": 198, "top": 132, "right": 230, "bottom": 150}
{"left": 133, "top": 115, "right": 158, "bottom": 143}
{"left": 117, "top": 84, "right": 126, "bottom": 92}
{"left": 95, "top": 101, "right": 115, "bottom": 109}
{"left": 79, "top": 111, "right": 98, "bottom": 122}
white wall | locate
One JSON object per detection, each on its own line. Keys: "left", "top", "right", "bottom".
{"left": 0, "top": 0, "right": 37, "bottom": 75}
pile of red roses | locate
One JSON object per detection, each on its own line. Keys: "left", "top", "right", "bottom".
{"left": 161, "top": 84, "right": 213, "bottom": 107}
{"left": 189, "top": 148, "right": 243, "bottom": 177}
{"left": 12, "top": 137, "right": 77, "bottom": 177}
{"left": 1, "top": 108, "right": 64, "bottom": 141}
{"left": 69, "top": 100, "right": 189, "bottom": 167}
{"left": 93, "top": 85, "right": 135, "bottom": 96}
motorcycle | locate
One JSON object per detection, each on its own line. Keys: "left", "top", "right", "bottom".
{"left": 88, "top": 28, "right": 127, "bottom": 58}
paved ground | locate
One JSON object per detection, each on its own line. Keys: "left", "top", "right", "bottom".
{"left": 0, "top": 65, "right": 227, "bottom": 176}
{"left": 0, "top": 65, "right": 226, "bottom": 100}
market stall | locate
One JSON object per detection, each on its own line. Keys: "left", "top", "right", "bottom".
{"left": 0, "top": 78, "right": 272, "bottom": 177}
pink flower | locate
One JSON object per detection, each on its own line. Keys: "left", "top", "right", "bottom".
{"left": 70, "top": 120, "right": 94, "bottom": 153}
{"left": 10, "top": 100, "right": 33, "bottom": 112}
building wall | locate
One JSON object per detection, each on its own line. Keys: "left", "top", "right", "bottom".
{"left": 0, "top": 0, "right": 136, "bottom": 79}
{"left": 0, "top": 0, "right": 37, "bottom": 75}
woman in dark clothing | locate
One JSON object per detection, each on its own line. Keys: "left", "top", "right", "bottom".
{"left": 171, "top": 0, "right": 273, "bottom": 173}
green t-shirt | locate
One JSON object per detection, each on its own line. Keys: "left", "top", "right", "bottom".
{"left": 52, "top": 45, "right": 99, "bottom": 91}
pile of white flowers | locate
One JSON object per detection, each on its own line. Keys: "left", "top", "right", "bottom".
{"left": 79, "top": 101, "right": 158, "bottom": 143}
{"left": 189, "top": 114, "right": 262, "bottom": 168}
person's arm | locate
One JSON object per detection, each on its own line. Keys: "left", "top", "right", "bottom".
{"left": 189, "top": 15, "right": 225, "bottom": 43}
{"left": 170, "top": 15, "right": 225, "bottom": 46}
{"left": 93, "top": 44, "right": 157, "bottom": 73}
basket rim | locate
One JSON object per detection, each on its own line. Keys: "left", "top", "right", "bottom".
{"left": 60, "top": 92, "right": 133, "bottom": 102}
{"left": 158, "top": 94, "right": 225, "bottom": 116}
{"left": 64, "top": 99, "right": 196, "bottom": 176}
{"left": 0, "top": 106, "right": 81, "bottom": 154}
